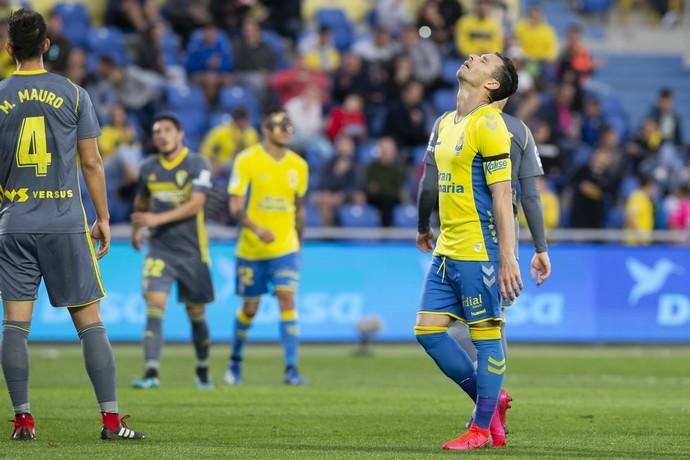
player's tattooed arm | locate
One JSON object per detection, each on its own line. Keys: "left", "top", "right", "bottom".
{"left": 295, "top": 195, "right": 305, "bottom": 245}
{"left": 229, "top": 194, "right": 276, "bottom": 244}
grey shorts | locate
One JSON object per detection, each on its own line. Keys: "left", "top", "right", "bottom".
{"left": 0, "top": 233, "right": 105, "bottom": 307}
{"left": 142, "top": 250, "right": 214, "bottom": 305}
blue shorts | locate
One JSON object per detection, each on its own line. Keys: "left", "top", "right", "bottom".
{"left": 235, "top": 252, "right": 300, "bottom": 298}
{"left": 418, "top": 256, "right": 503, "bottom": 324}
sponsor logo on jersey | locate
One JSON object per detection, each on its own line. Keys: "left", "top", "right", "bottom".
{"left": 2, "top": 187, "right": 29, "bottom": 203}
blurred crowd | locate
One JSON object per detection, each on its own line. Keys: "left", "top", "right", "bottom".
{"left": 0, "top": 0, "right": 688, "bottom": 236}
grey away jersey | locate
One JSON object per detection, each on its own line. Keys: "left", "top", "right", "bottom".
{"left": 0, "top": 70, "right": 100, "bottom": 234}
{"left": 500, "top": 112, "right": 544, "bottom": 212}
{"left": 137, "top": 149, "right": 212, "bottom": 259}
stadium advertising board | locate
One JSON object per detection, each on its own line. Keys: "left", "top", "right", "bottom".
{"left": 28, "top": 243, "right": 690, "bottom": 343}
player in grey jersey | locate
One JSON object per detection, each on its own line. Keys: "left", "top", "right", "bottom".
{"left": 0, "top": 9, "right": 143, "bottom": 441}
{"left": 130, "top": 112, "right": 215, "bottom": 390}
{"left": 417, "top": 98, "right": 552, "bottom": 444}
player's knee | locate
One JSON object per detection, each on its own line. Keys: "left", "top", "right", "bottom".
{"left": 276, "top": 290, "right": 295, "bottom": 311}
{"left": 242, "top": 301, "right": 259, "bottom": 317}
{"left": 185, "top": 304, "right": 205, "bottom": 317}
{"left": 415, "top": 313, "right": 452, "bottom": 328}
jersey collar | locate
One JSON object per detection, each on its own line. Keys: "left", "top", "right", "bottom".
{"left": 13, "top": 69, "right": 48, "bottom": 76}
{"left": 454, "top": 103, "right": 488, "bottom": 124}
{"left": 159, "top": 147, "right": 189, "bottom": 170}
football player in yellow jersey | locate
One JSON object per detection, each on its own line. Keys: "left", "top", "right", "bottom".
{"left": 414, "top": 53, "right": 523, "bottom": 451}
{"left": 226, "top": 111, "right": 309, "bottom": 385}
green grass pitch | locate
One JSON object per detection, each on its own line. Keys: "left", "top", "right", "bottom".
{"left": 1, "top": 344, "right": 689, "bottom": 459}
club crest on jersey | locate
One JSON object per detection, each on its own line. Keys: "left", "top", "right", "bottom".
{"left": 148, "top": 173, "right": 156, "bottom": 182}
{"left": 288, "top": 169, "right": 298, "bottom": 189}
{"left": 455, "top": 133, "right": 464, "bottom": 156}
{"left": 175, "top": 170, "right": 188, "bottom": 187}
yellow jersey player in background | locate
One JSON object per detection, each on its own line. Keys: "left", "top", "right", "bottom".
{"left": 226, "top": 110, "right": 309, "bottom": 385}
{"left": 414, "top": 53, "right": 522, "bottom": 451}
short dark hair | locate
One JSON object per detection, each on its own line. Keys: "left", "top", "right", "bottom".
{"left": 8, "top": 8, "right": 47, "bottom": 63}
{"left": 152, "top": 112, "right": 182, "bottom": 131}
{"left": 488, "top": 53, "right": 518, "bottom": 103}
{"left": 262, "top": 109, "right": 290, "bottom": 128}
{"left": 659, "top": 87, "right": 672, "bottom": 98}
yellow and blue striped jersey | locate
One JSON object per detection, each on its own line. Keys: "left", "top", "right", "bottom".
{"left": 228, "top": 144, "right": 309, "bottom": 260}
{"left": 424, "top": 105, "right": 512, "bottom": 261}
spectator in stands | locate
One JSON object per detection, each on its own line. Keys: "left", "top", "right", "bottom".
{"left": 558, "top": 24, "right": 597, "bottom": 81}
{"left": 261, "top": 0, "right": 301, "bottom": 43}
{"left": 270, "top": 56, "right": 330, "bottom": 105}
{"left": 514, "top": 3, "right": 558, "bottom": 65}
{"left": 533, "top": 119, "right": 561, "bottom": 174}
{"left": 624, "top": 118, "right": 664, "bottom": 174}
{"left": 400, "top": 24, "right": 441, "bottom": 88}
{"left": 233, "top": 18, "right": 279, "bottom": 106}
{"left": 104, "top": 139, "right": 144, "bottom": 220}
{"left": 570, "top": 148, "right": 615, "bottom": 228}
{"left": 314, "top": 135, "right": 366, "bottom": 226}
{"left": 417, "top": 0, "right": 464, "bottom": 49}
{"left": 648, "top": 87, "right": 684, "bottom": 146}
{"left": 384, "top": 80, "right": 429, "bottom": 150}
{"left": 352, "top": 26, "right": 400, "bottom": 66}
{"left": 186, "top": 22, "right": 233, "bottom": 104}
{"left": 44, "top": 10, "right": 71, "bottom": 74}
{"left": 91, "top": 56, "right": 165, "bottom": 128}
{"left": 377, "top": 0, "right": 412, "bottom": 35}
{"left": 581, "top": 98, "right": 605, "bottom": 147}
{"left": 364, "top": 137, "right": 406, "bottom": 227}
{"left": 326, "top": 93, "right": 367, "bottom": 141}
{"left": 209, "top": 0, "right": 253, "bottom": 35}
{"left": 0, "top": 19, "right": 13, "bottom": 79}
{"left": 539, "top": 83, "right": 580, "bottom": 144}
{"left": 137, "top": 21, "right": 166, "bottom": 75}
{"left": 200, "top": 107, "right": 259, "bottom": 177}
{"left": 625, "top": 176, "right": 658, "bottom": 245}
{"left": 455, "top": 0, "right": 503, "bottom": 58}
{"left": 286, "top": 83, "right": 332, "bottom": 159}
{"left": 390, "top": 55, "right": 415, "bottom": 98}
{"left": 66, "top": 48, "right": 88, "bottom": 86}
{"left": 332, "top": 53, "right": 369, "bottom": 103}
{"left": 163, "top": 0, "right": 210, "bottom": 46}
{"left": 301, "top": 25, "right": 341, "bottom": 73}
{"left": 666, "top": 184, "right": 690, "bottom": 230}
{"left": 106, "top": 0, "right": 156, "bottom": 33}
{"left": 99, "top": 104, "right": 138, "bottom": 161}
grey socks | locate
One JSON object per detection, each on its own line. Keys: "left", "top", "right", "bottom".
{"left": 143, "top": 306, "right": 164, "bottom": 373}
{"left": 78, "top": 322, "right": 118, "bottom": 413}
{"left": 1, "top": 320, "right": 31, "bottom": 414}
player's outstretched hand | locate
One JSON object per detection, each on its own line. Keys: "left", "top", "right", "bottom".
{"left": 255, "top": 227, "right": 276, "bottom": 244}
{"left": 499, "top": 255, "right": 523, "bottom": 302}
{"left": 416, "top": 230, "right": 434, "bottom": 253}
{"left": 91, "top": 220, "right": 111, "bottom": 259}
{"left": 530, "top": 252, "right": 552, "bottom": 287}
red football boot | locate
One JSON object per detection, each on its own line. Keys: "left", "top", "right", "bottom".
{"left": 11, "top": 413, "right": 35, "bottom": 440}
{"left": 491, "top": 389, "right": 513, "bottom": 447}
{"left": 442, "top": 423, "right": 492, "bottom": 451}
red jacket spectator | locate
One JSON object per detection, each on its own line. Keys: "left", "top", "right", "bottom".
{"left": 325, "top": 94, "right": 367, "bottom": 140}
{"left": 269, "top": 57, "right": 330, "bottom": 104}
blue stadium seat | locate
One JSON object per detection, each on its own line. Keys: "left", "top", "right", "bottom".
{"left": 393, "top": 204, "right": 417, "bottom": 228}
{"left": 261, "top": 29, "right": 290, "bottom": 69}
{"left": 432, "top": 89, "right": 455, "bottom": 113}
{"left": 581, "top": 0, "right": 613, "bottom": 13}
{"left": 54, "top": 3, "right": 90, "bottom": 48}
{"left": 219, "top": 85, "right": 261, "bottom": 127}
{"left": 88, "top": 27, "right": 128, "bottom": 65}
{"left": 442, "top": 59, "right": 462, "bottom": 85}
{"left": 166, "top": 84, "right": 208, "bottom": 150}
{"left": 315, "top": 8, "right": 353, "bottom": 52}
{"left": 621, "top": 176, "right": 640, "bottom": 200}
{"left": 208, "top": 112, "right": 231, "bottom": 129}
{"left": 162, "top": 28, "right": 183, "bottom": 66}
{"left": 357, "top": 141, "right": 378, "bottom": 163}
{"left": 305, "top": 205, "right": 323, "bottom": 227}
{"left": 338, "top": 205, "right": 381, "bottom": 227}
